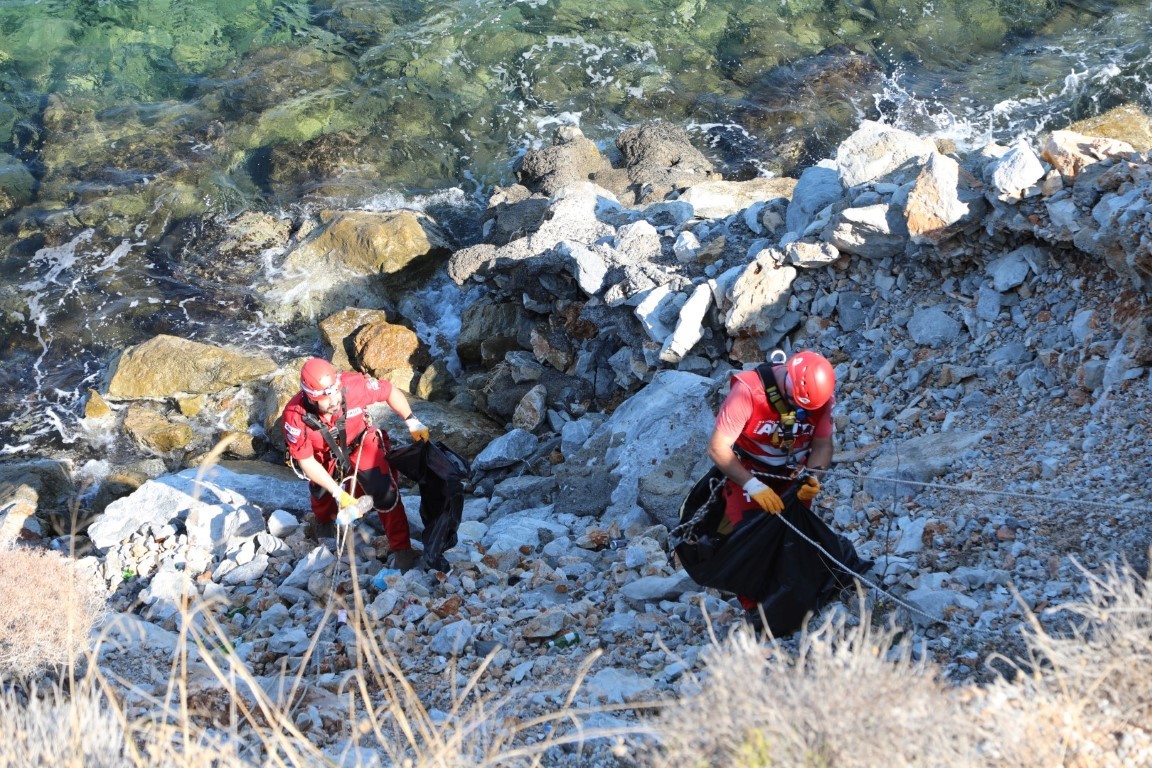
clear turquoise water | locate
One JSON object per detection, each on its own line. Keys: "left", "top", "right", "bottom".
{"left": 0, "top": 0, "right": 1150, "bottom": 454}
{"left": 1, "top": 0, "right": 1148, "bottom": 199}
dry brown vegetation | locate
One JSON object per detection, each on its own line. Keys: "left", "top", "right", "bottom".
{"left": 0, "top": 545, "right": 107, "bottom": 680}
{"left": 3, "top": 543, "right": 1152, "bottom": 766}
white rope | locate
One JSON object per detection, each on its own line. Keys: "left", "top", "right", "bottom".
{"left": 770, "top": 507, "right": 989, "bottom": 635}
{"left": 813, "top": 467, "right": 1152, "bottom": 515}
{"left": 681, "top": 466, "right": 1008, "bottom": 635}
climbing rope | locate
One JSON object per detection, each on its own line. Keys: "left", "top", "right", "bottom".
{"left": 770, "top": 506, "right": 989, "bottom": 636}
{"left": 687, "top": 461, "right": 1152, "bottom": 636}
{"left": 813, "top": 466, "right": 1152, "bottom": 515}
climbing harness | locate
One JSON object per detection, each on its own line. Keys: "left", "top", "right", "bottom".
{"left": 755, "top": 362, "right": 802, "bottom": 462}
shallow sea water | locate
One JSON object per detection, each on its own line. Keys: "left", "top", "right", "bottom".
{"left": 0, "top": 0, "right": 1149, "bottom": 455}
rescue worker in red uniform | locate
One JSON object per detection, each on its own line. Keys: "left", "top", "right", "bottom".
{"left": 282, "top": 357, "right": 429, "bottom": 571}
{"left": 706, "top": 350, "right": 836, "bottom": 616}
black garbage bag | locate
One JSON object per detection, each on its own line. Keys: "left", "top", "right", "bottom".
{"left": 387, "top": 440, "right": 470, "bottom": 572}
{"left": 669, "top": 467, "right": 872, "bottom": 636}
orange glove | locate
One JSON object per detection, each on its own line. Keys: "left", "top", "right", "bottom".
{"left": 405, "top": 416, "right": 430, "bottom": 442}
{"left": 742, "top": 478, "right": 784, "bottom": 514}
{"left": 796, "top": 476, "right": 820, "bottom": 502}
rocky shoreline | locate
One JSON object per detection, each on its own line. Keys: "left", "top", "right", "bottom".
{"left": 2, "top": 109, "right": 1152, "bottom": 761}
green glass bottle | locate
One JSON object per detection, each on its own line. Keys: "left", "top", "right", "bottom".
{"left": 547, "top": 631, "right": 580, "bottom": 649}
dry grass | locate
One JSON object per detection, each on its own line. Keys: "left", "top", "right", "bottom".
{"left": 5, "top": 439, "right": 1152, "bottom": 768}
{"left": 648, "top": 605, "right": 997, "bottom": 768}
{"left": 0, "top": 545, "right": 108, "bottom": 680}
{"left": 3, "top": 556, "right": 1152, "bottom": 766}
{"left": 0, "top": 535, "right": 643, "bottom": 768}
{"left": 649, "top": 557, "right": 1152, "bottom": 768}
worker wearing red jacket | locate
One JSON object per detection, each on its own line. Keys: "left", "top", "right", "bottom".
{"left": 707, "top": 350, "right": 836, "bottom": 612}
{"left": 282, "top": 357, "right": 429, "bottom": 571}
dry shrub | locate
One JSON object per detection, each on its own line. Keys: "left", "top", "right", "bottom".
{"left": 0, "top": 678, "right": 261, "bottom": 768}
{"left": 0, "top": 682, "right": 131, "bottom": 768}
{"left": 0, "top": 545, "right": 107, "bottom": 680}
{"left": 998, "top": 556, "right": 1152, "bottom": 765}
{"left": 649, "top": 560, "right": 1152, "bottom": 768}
{"left": 649, "top": 608, "right": 1001, "bottom": 768}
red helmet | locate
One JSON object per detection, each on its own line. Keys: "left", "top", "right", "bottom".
{"left": 300, "top": 357, "right": 339, "bottom": 400}
{"left": 786, "top": 351, "right": 835, "bottom": 409}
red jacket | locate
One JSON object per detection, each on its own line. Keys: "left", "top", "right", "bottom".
{"left": 282, "top": 372, "right": 394, "bottom": 473}
{"left": 723, "top": 368, "right": 834, "bottom": 468}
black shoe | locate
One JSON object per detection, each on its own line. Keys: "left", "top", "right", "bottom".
{"left": 386, "top": 548, "right": 422, "bottom": 573}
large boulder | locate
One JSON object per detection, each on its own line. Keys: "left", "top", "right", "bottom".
{"left": 616, "top": 122, "right": 715, "bottom": 196}
{"left": 456, "top": 301, "right": 528, "bottom": 367}
{"left": 556, "top": 371, "right": 716, "bottom": 532}
{"left": 106, "top": 335, "right": 277, "bottom": 399}
{"left": 318, "top": 307, "right": 390, "bottom": 370}
{"left": 352, "top": 319, "right": 426, "bottom": 392}
{"left": 676, "top": 177, "right": 797, "bottom": 221}
{"left": 785, "top": 160, "right": 843, "bottom": 236}
{"left": 517, "top": 126, "right": 611, "bottom": 196}
{"left": 264, "top": 209, "right": 451, "bottom": 321}
{"left": 724, "top": 250, "right": 797, "bottom": 338}
{"left": 823, "top": 203, "right": 910, "bottom": 258}
{"left": 367, "top": 399, "right": 502, "bottom": 460}
{"left": 1041, "top": 130, "right": 1136, "bottom": 177}
{"left": 122, "top": 403, "right": 196, "bottom": 455}
{"left": 836, "top": 121, "right": 937, "bottom": 188}
{"left": 1065, "top": 103, "right": 1152, "bottom": 152}
{"left": 904, "top": 152, "right": 986, "bottom": 244}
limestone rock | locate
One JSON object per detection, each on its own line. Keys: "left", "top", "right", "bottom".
{"left": 616, "top": 121, "right": 715, "bottom": 193}
{"left": 724, "top": 250, "right": 796, "bottom": 338}
{"left": 1066, "top": 103, "right": 1152, "bottom": 152}
{"left": 319, "top": 307, "right": 390, "bottom": 370}
{"left": 107, "top": 335, "right": 277, "bottom": 399}
{"left": 84, "top": 389, "right": 112, "bottom": 420}
{"left": 517, "top": 127, "right": 611, "bottom": 196}
{"left": 122, "top": 404, "right": 195, "bottom": 455}
{"left": 904, "top": 152, "right": 986, "bottom": 244}
{"left": 1041, "top": 130, "right": 1136, "bottom": 177}
{"left": 836, "top": 121, "right": 936, "bottom": 188}
{"left": 352, "top": 319, "right": 425, "bottom": 392}
{"left": 511, "top": 384, "right": 547, "bottom": 432}
{"left": 267, "top": 209, "right": 451, "bottom": 321}
{"left": 676, "top": 177, "right": 797, "bottom": 221}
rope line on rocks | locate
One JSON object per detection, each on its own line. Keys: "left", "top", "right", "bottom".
{"left": 689, "top": 467, "right": 984, "bottom": 634}
{"left": 814, "top": 467, "right": 1152, "bottom": 515}
{"left": 769, "top": 508, "right": 994, "bottom": 637}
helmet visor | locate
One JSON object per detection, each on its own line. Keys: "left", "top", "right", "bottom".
{"left": 302, "top": 379, "right": 340, "bottom": 400}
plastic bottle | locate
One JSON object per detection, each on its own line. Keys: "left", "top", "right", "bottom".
{"left": 547, "top": 631, "right": 580, "bottom": 649}
{"left": 372, "top": 568, "right": 401, "bottom": 590}
{"left": 337, "top": 494, "right": 375, "bottom": 526}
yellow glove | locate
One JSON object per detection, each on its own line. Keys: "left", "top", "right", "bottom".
{"left": 796, "top": 476, "right": 820, "bottom": 502}
{"left": 337, "top": 490, "right": 358, "bottom": 509}
{"left": 404, "top": 416, "right": 430, "bottom": 442}
{"left": 742, "top": 478, "right": 784, "bottom": 514}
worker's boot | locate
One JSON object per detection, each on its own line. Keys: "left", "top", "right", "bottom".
{"left": 386, "top": 548, "right": 422, "bottom": 573}
{"left": 307, "top": 516, "right": 336, "bottom": 541}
